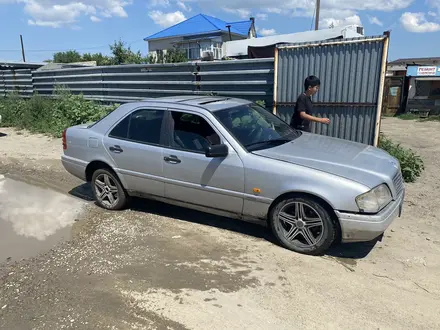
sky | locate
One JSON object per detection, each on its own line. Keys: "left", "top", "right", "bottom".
{"left": 0, "top": 0, "right": 440, "bottom": 63}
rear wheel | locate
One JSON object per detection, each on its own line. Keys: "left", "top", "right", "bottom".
{"left": 269, "top": 195, "right": 336, "bottom": 255}
{"left": 91, "top": 168, "right": 128, "bottom": 210}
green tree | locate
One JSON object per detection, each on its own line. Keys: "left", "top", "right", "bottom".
{"left": 51, "top": 39, "right": 187, "bottom": 66}
{"left": 109, "top": 39, "right": 148, "bottom": 65}
{"left": 82, "top": 52, "right": 113, "bottom": 66}
{"left": 148, "top": 48, "right": 188, "bottom": 64}
{"left": 53, "top": 50, "right": 83, "bottom": 63}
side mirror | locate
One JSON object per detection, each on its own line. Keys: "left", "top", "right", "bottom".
{"left": 205, "top": 144, "right": 228, "bottom": 158}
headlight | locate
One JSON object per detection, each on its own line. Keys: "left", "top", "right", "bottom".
{"left": 356, "top": 184, "right": 392, "bottom": 213}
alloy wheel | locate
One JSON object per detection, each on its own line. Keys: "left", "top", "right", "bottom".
{"left": 94, "top": 173, "right": 119, "bottom": 208}
{"left": 277, "top": 201, "right": 324, "bottom": 247}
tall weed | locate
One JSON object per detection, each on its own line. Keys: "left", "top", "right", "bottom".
{"left": 0, "top": 90, "right": 118, "bottom": 137}
{"left": 379, "top": 134, "right": 424, "bottom": 183}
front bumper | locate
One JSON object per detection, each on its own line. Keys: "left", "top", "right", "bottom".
{"left": 336, "top": 190, "right": 405, "bottom": 243}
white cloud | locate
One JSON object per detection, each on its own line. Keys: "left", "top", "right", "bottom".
{"left": 321, "top": 15, "right": 361, "bottom": 28}
{"left": 368, "top": 15, "right": 383, "bottom": 26}
{"left": 90, "top": 15, "right": 101, "bottom": 22}
{"left": 259, "top": 28, "right": 276, "bottom": 36}
{"left": 195, "top": 0, "right": 413, "bottom": 29}
{"left": 400, "top": 12, "right": 440, "bottom": 32}
{"left": 428, "top": 11, "right": 437, "bottom": 17}
{"left": 256, "top": 13, "right": 268, "bottom": 20}
{"left": 176, "top": 0, "right": 191, "bottom": 11}
{"left": 148, "top": 10, "right": 186, "bottom": 27}
{"left": 149, "top": 0, "right": 169, "bottom": 7}
{"left": 24, "top": 0, "right": 95, "bottom": 28}
{"left": 265, "top": 8, "right": 282, "bottom": 14}
{"left": 16, "top": 0, "right": 130, "bottom": 28}
{"left": 428, "top": 0, "right": 440, "bottom": 12}
{"left": 223, "top": 8, "right": 251, "bottom": 19}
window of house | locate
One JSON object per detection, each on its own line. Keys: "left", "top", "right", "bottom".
{"left": 109, "top": 109, "right": 165, "bottom": 145}
{"left": 170, "top": 111, "right": 221, "bottom": 152}
{"left": 188, "top": 42, "right": 200, "bottom": 60}
{"left": 200, "top": 41, "right": 211, "bottom": 53}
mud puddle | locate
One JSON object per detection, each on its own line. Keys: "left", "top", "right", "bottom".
{"left": 0, "top": 175, "right": 85, "bottom": 262}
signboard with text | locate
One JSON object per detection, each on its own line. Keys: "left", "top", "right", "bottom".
{"left": 407, "top": 65, "right": 440, "bottom": 77}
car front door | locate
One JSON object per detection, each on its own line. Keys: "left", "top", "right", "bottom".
{"left": 161, "top": 109, "right": 245, "bottom": 215}
{"left": 103, "top": 107, "right": 167, "bottom": 197}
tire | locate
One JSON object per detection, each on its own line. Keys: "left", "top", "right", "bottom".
{"left": 268, "top": 195, "right": 337, "bottom": 256}
{"left": 91, "top": 168, "right": 128, "bottom": 210}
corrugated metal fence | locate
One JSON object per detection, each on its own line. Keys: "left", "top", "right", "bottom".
{"left": 0, "top": 69, "right": 33, "bottom": 97}
{"left": 273, "top": 35, "right": 389, "bottom": 146}
{"left": 1, "top": 36, "right": 389, "bottom": 146}
{"left": 31, "top": 58, "right": 274, "bottom": 106}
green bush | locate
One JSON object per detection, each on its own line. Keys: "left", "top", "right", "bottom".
{"left": 0, "top": 90, "right": 118, "bottom": 137}
{"left": 378, "top": 134, "right": 424, "bottom": 183}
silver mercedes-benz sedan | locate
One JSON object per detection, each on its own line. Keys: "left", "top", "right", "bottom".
{"left": 61, "top": 96, "right": 405, "bottom": 255}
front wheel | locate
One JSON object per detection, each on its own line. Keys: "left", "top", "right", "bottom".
{"left": 91, "top": 168, "right": 128, "bottom": 210}
{"left": 269, "top": 195, "right": 337, "bottom": 255}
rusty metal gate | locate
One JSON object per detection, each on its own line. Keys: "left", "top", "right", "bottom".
{"left": 272, "top": 34, "right": 390, "bottom": 146}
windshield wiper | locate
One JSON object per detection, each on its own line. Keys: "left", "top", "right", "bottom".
{"left": 245, "top": 138, "right": 291, "bottom": 149}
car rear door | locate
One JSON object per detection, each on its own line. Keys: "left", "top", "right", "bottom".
{"left": 102, "top": 107, "right": 167, "bottom": 197}
{"left": 161, "top": 108, "right": 245, "bottom": 215}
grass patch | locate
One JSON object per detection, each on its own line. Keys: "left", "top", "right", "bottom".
{"left": 0, "top": 90, "right": 118, "bottom": 138}
{"left": 379, "top": 134, "right": 424, "bottom": 183}
{"left": 396, "top": 113, "right": 440, "bottom": 121}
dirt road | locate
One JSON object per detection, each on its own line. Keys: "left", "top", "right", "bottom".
{"left": 1, "top": 118, "right": 439, "bottom": 330}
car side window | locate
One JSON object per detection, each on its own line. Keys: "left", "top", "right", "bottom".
{"left": 170, "top": 111, "right": 221, "bottom": 153}
{"left": 109, "top": 115, "right": 130, "bottom": 139}
{"left": 109, "top": 109, "right": 164, "bottom": 145}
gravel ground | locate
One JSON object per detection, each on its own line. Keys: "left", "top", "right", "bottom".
{"left": 0, "top": 119, "right": 440, "bottom": 330}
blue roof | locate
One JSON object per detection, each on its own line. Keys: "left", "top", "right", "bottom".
{"left": 144, "top": 14, "right": 252, "bottom": 41}
{"left": 228, "top": 20, "right": 253, "bottom": 36}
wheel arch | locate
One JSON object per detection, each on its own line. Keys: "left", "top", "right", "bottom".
{"left": 268, "top": 191, "right": 342, "bottom": 243}
{"left": 85, "top": 160, "right": 121, "bottom": 184}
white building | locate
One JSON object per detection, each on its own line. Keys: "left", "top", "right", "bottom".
{"left": 223, "top": 25, "right": 365, "bottom": 58}
{"left": 144, "top": 14, "right": 256, "bottom": 61}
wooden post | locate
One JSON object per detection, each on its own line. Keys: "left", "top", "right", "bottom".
{"left": 373, "top": 32, "right": 390, "bottom": 147}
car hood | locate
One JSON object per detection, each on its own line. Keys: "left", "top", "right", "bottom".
{"left": 252, "top": 132, "right": 399, "bottom": 189}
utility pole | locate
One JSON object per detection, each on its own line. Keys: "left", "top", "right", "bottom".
{"left": 20, "top": 34, "right": 26, "bottom": 62}
{"left": 314, "top": 0, "right": 320, "bottom": 31}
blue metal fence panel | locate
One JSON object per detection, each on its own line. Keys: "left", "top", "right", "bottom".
{"left": 0, "top": 69, "right": 33, "bottom": 97}
{"left": 277, "top": 105, "right": 377, "bottom": 145}
{"left": 30, "top": 59, "right": 274, "bottom": 104}
{"left": 196, "top": 58, "right": 274, "bottom": 105}
{"left": 275, "top": 36, "right": 388, "bottom": 145}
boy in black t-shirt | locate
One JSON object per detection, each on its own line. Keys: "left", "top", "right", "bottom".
{"left": 290, "top": 75, "right": 330, "bottom": 132}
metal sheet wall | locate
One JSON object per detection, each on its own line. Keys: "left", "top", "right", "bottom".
{"left": 0, "top": 69, "right": 33, "bottom": 97}
{"left": 274, "top": 36, "right": 388, "bottom": 145}
{"left": 196, "top": 58, "right": 274, "bottom": 106}
{"left": 30, "top": 59, "right": 274, "bottom": 104}
{"left": 277, "top": 105, "right": 376, "bottom": 144}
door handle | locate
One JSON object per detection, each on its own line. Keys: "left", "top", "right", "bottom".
{"left": 164, "top": 155, "right": 181, "bottom": 164}
{"left": 109, "top": 145, "right": 123, "bottom": 153}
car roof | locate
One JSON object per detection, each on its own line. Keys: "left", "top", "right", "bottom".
{"left": 90, "top": 96, "right": 255, "bottom": 134}
{"left": 139, "top": 95, "right": 253, "bottom": 112}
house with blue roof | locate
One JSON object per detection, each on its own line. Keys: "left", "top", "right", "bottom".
{"left": 144, "top": 14, "right": 257, "bottom": 61}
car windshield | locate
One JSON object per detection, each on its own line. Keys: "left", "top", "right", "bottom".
{"left": 213, "top": 103, "right": 302, "bottom": 151}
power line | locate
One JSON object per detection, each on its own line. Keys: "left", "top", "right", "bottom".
{"left": 0, "top": 38, "right": 145, "bottom": 53}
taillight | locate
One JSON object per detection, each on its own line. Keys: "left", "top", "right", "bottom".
{"left": 62, "top": 129, "right": 67, "bottom": 150}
